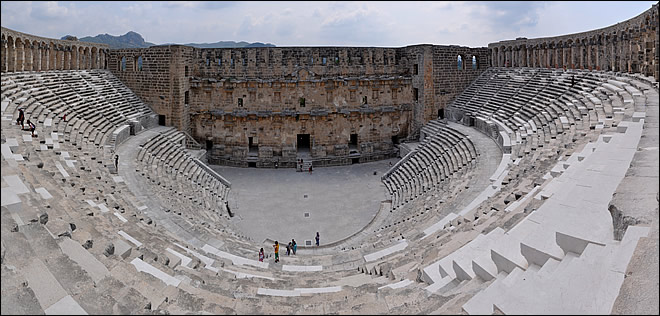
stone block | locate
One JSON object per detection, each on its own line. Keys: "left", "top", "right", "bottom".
{"left": 114, "top": 238, "right": 132, "bottom": 259}
{"left": 164, "top": 251, "right": 181, "bottom": 268}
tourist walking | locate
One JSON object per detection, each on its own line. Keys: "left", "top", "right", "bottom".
{"left": 286, "top": 242, "right": 292, "bottom": 256}
{"left": 16, "top": 109, "right": 24, "bottom": 129}
{"left": 26, "top": 119, "right": 36, "bottom": 137}
{"left": 291, "top": 239, "right": 297, "bottom": 255}
{"left": 308, "top": 165, "right": 313, "bottom": 174}
{"left": 273, "top": 241, "right": 280, "bottom": 263}
{"left": 114, "top": 155, "right": 119, "bottom": 170}
{"left": 258, "top": 248, "right": 264, "bottom": 262}
{"left": 315, "top": 232, "right": 320, "bottom": 246}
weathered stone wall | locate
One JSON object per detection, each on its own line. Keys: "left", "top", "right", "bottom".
{"left": 488, "top": 3, "right": 659, "bottom": 81}
{"left": 187, "top": 45, "right": 486, "bottom": 166}
{"left": 1, "top": 26, "right": 109, "bottom": 72}
{"left": 108, "top": 45, "right": 195, "bottom": 132}
{"left": 106, "top": 44, "right": 486, "bottom": 167}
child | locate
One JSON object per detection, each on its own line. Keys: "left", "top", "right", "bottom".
{"left": 258, "top": 248, "right": 264, "bottom": 262}
{"left": 27, "top": 119, "right": 36, "bottom": 137}
{"left": 273, "top": 241, "right": 279, "bottom": 263}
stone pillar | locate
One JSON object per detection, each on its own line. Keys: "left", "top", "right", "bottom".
{"left": 42, "top": 45, "right": 49, "bottom": 71}
{"left": 595, "top": 40, "right": 600, "bottom": 70}
{"left": 490, "top": 47, "right": 497, "bottom": 67}
{"left": 34, "top": 44, "right": 41, "bottom": 71}
{"left": 49, "top": 45, "right": 56, "bottom": 70}
{"left": 610, "top": 39, "right": 616, "bottom": 71}
{"left": 16, "top": 39, "right": 24, "bottom": 72}
{"left": 92, "top": 49, "right": 98, "bottom": 69}
{"left": 525, "top": 46, "right": 531, "bottom": 67}
{"left": 64, "top": 49, "right": 71, "bottom": 70}
{"left": 511, "top": 47, "right": 516, "bottom": 67}
{"left": 5, "top": 39, "right": 14, "bottom": 72}
{"left": 1, "top": 39, "right": 7, "bottom": 72}
{"left": 25, "top": 43, "right": 33, "bottom": 71}
{"left": 57, "top": 49, "right": 63, "bottom": 70}
{"left": 71, "top": 47, "right": 77, "bottom": 70}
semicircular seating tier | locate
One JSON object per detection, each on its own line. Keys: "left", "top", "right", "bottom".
{"left": 1, "top": 67, "right": 656, "bottom": 314}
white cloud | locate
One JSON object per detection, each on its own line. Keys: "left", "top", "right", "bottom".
{"left": 1, "top": 1, "right": 656, "bottom": 48}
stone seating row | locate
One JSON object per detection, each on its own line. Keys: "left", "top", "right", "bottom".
{"left": 384, "top": 122, "right": 478, "bottom": 209}
{"left": 414, "top": 71, "right": 653, "bottom": 314}
{"left": 3, "top": 72, "right": 435, "bottom": 314}
{"left": 135, "top": 130, "right": 230, "bottom": 221}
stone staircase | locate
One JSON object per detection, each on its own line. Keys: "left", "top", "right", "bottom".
{"left": 1, "top": 68, "right": 657, "bottom": 314}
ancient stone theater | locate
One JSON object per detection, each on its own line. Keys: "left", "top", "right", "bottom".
{"left": 1, "top": 2, "right": 658, "bottom": 315}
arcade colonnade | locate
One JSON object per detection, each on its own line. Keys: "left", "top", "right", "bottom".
{"left": 489, "top": 2, "right": 659, "bottom": 81}
{"left": 1, "top": 26, "right": 109, "bottom": 72}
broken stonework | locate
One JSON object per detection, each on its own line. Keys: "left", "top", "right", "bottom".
{"left": 104, "top": 243, "right": 115, "bottom": 257}
{"left": 39, "top": 213, "right": 49, "bottom": 225}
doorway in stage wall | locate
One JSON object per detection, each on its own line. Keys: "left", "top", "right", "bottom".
{"left": 438, "top": 108, "right": 445, "bottom": 119}
{"left": 158, "top": 115, "right": 166, "bottom": 126}
{"left": 297, "top": 134, "right": 310, "bottom": 153}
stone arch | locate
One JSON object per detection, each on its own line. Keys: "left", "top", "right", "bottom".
{"left": 64, "top": 45, "right": 71, "bottom": 70}
{"left": 91, "top": 47, "right": 98, "bottom": 69}
{"left": 48, "top": 42, "right": 56, "bottom": 70}
{"left": 83, "top": 47, "right": 90, "bottom": 69}
{"left": 23, "top": 39, "right": 34, "bottom": 71}
{"left": 579, "top": 38, "right": 588, "bottom": 69}
{"left": 472, "top": 55, "right": 478, "bottom": 69}
{"left": 457, "top": 54, "right": 464, "bottom": 70}
{"left": 71, "top": 45, "right": 78, "bottom": 70}
{"left": 499, "top": 45, "right": 506, "bottom": 67}
{"left": 40, "top": 41, "right": 48, "bottom": 71}
{"left": 520, "top": 45, "right": 527, "bottom": 67}
{"left": 294, "top": 67, "right": 314, "bottom": 80}
{"left": 30, "top": 40, "right": 40, "bottom": 71}
{"left": 0, "top": 34, "right": 6, "bottom": 72}
{"left": 491, "top": 47, "right": 498, "bottom": 67}
{"left": 15, "top": 37, "right": 24, "bottom": 72}
{"left": 79, "top": 47, "right": 85, "bottom": 70}
{"left": 566, "top": 39, "right": 574, "bottom": 69}
{"left": 3, "top": 35, "right": 13, "bottom": 72}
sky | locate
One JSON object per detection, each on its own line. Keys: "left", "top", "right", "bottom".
{"left": 1, "top": 1, "right": 656, "bottom": 47}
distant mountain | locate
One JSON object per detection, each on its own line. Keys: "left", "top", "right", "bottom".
{"left": 73, "top": 31, "right": 156, "bottom": 49}
{"left": 68, "top": 31, "right": 275, "bottom": 49}
{"left": 60, "top": 35, "right": 78, "bottom": 41}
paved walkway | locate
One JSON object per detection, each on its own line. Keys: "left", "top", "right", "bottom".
{"left": 114, "top": 120, "right": 502, "bottom": 252}
{"left": 212, "top": 158, "right": 396, "bottom": 246}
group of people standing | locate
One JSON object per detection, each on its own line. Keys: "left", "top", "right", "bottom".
{"left": 297, "top": 158, "right": 313, "bottom": 173}
{"left": 260, "top": 232, "right": 321, "bottom": 263}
